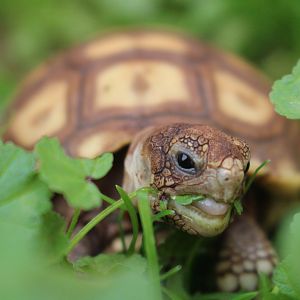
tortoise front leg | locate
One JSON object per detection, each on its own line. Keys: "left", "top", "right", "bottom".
{"left": 216, "top": 215, "right": 278, "bottom": 291}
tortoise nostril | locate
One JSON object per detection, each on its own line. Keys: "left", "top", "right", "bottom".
{"left": 217, "top": 169, "right": 232, "bottom": 186}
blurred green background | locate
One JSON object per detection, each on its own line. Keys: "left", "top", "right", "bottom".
{"left": 1, "top": 0, "right": 300, "bottom": 113}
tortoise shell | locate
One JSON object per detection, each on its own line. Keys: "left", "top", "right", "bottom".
{"left": 4, "top": 29, "right": 300, "bottom": 190}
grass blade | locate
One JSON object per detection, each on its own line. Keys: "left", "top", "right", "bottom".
{"left": 66, "top": 199, "right": 124, "bottom": 255}
{"left": 152, "top": 210, "right": 174, "bottom": 222}
{"left": 66, "top": 208, "right": 81, "bottom": 239}
{"left": 116, "top": 185, "right": 139, "bottom": 255}
{"left": 137, "top": 188, "right": 162, "bottom": 300}
{"left": 160, "top": 265, "right": 182, "bottom": 281}
{"left": 245, "top": 160, "right": 270, "bottom": 193}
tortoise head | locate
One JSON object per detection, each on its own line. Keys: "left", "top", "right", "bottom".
{"left": 124, "top": 123, "right": 250, "bottom": 237}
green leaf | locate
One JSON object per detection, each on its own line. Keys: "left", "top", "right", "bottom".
{"left": 0, "top": 141, "right": 36, "bottom": 205}
{"left": 273, "top": 259, "right": 299, "bottom": 299}
{"left": 270, "top": 60, "right": 300, "bottom": 119}
{"left": 273, "top": 212, "right": 300, "bottom": 299}
{"left": 0, "top": 176, "right": 54, "bottom": 273}
{"left": 195, "top": 291, "right": 258, "bottom": 300}
{"left": 80, "top": 152, "right": 113, "bottom": 179}
{"left": 259, "top": 273, "right": 276, "bottom": 300}
{"left": 35, "top": 137, "right": 113, "bottom": 210}
{"left": 0, "top": 177, "right": 51, "bottom": 226}
{"left": 0, "top": 176, "right": 67, "bottom": 265}
{"left": 74, "top": 253, "right": 147, "bottom": 275}
{"left": 0, "top": 142, "right": 53, "bottom": 261}
{"left": 171, "top": 194, "right": 205, "bottom": 205}
{"left": 0, "top": 252, "right": 157, "bottom": 300}
{"left": 37, "top": 211, "right": 69, "bottom": 263}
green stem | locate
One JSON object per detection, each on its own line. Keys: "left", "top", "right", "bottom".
{"left": 160, "top": 265, "right": 182, "bottom": 281}
{"left": 99, "top": 191, "right": 116, "bottom": 205}
{"left": 152, "top": 210, "right": 174, "bottom": 222}
{"left": 137, "top": 189, "right": 162, "bottom": 300}
{"left": 116, "top": 185, "right": 139, "bottom": 256}
{"left": 66, "top": 208, "right": 81, "bottom": 239}
{"left": 245, "top": 159, "right": 270, "bottom": 193}
{"left": 66, "top": 199, "right": 124, "bottom": 255}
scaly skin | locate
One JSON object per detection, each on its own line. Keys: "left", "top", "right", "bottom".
{"left": 216, "top": 215, "right": 278, "bottom": 291}
{"left": 124, "top": 123, "right": 250, "bottom": 236}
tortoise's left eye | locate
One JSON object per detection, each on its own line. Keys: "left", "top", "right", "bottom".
{"left": 176, "top": 151, "right": 196, "bottom": 173}
{"left": 244, "top": 162, "right": 250, "bottom": 173}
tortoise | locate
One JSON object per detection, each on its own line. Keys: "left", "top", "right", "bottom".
{"left": 4, "top": 29, "right": 300, "bottom": 292}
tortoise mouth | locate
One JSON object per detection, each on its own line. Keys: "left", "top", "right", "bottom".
{"left": 190, "top": 197, "right": 230, "bottom": 216}
{"left": 165, "top": 194, "right": 233, "bottom": 236}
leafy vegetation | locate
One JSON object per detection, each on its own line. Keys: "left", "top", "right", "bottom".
{"left": 171, "top": 194, "right": 205, "bottom": 205}
{"left": 0, "top": 137, "right": 299, "bottom": 300}
{"left": 0, "top": 139, "right": 158, "bottom": 300}
{"left": 1, "top": 2, "right": 300, "bottom": 299}
{"left": 270, "top": 60, "right": 300, "bottom": 119}
{"left": 35, "top": 137, "right": 113, "bottom": 210}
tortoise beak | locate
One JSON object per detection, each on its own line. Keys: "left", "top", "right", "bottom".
{"left": 167, "top": 199, "right": 232, "bottom": 237}
{"left": 191, "top": 198, "right": 230, "bottom": 216}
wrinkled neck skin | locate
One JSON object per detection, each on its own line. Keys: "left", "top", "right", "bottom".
{"left": 123, "top": 123, "right": 250, "bottom": 237}
{"left": 123, "top": 130, "right": 153, "bottom": 193}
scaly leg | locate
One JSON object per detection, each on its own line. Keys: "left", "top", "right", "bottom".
{"left": 216, "top": 215, "right": 278, "bottom": 292}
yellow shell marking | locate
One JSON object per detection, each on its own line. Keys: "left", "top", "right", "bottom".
{"left": 76, "top": 130, "right": 132, "bottom": 158}
{"left": 215, "top": 70, "right": 273, "bottom": 125}
{"left": 93, "top": 60, "right": 190, "bottom": 110}
{"left": 84, "top": 32, "right": 188, "bottom": 60}
{"left": 9, "top": 81, "right": 68, "bottom": 147}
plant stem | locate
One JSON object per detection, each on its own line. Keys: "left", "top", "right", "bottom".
{"left": 160, "top": 265, "right": 182, "bottom": 281}
{"left": 66, "top": 208, "right": 81, "bottom": 239}
{"left": 116, "top": 185, "right": 139, "bottom": 256}
{"left": 152, "top": 209, "right": 174, "bottom": 222}
{"left": 245, "top": 159, "right": 270, "bottom": 193}
{"left": 66, "top": 199, "right": 124, "bottom": 255}
{"left": 137, "top": 189, "right": 162, "bottom": 300}
{"left": 99, "top": 191, "right": 116, "bottom": 205}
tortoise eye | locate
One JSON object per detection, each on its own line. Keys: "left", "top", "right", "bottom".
{"left": 244, "top": 162, "right": 250, "bottom": 173}
{"left": 176, "top": 152, "right": 196, "bottom": 172}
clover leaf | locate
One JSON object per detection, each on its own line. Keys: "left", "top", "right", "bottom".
{"left": 270, "top": 60, "right": 300, "bottom": 119}
{"left": 171, "top": 194, "right": 205, "bottom": 205}
{"left": 0, "top": 141, "right": 36, "bottom": 205}
{"left": 0, "top": 141, "right": 66, "bottom": 267}
{"left": 74, "top": 253, "right": 147, "bottom": 275}
{"left": 35, "top": 137, "right": 113, "bottom": 210}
